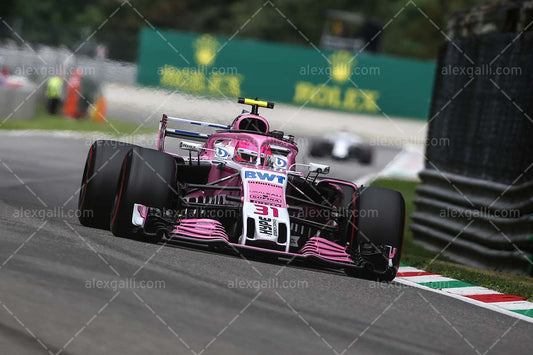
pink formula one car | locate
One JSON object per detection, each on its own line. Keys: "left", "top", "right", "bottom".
{"left": 78, "top": 98, "right": 405, "bottom": 280}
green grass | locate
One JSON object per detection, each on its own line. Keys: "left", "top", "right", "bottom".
{"left": 1, "top": 108, "right": 155, "bottom": 135}
{"left": 371, "top": 178, "right": 533, "bottom": 301}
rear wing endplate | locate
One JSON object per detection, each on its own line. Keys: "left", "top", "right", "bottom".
{"left": 158, "top": 114, "right": 229, "bottom": 151}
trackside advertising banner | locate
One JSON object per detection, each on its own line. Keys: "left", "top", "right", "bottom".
{"left": 136, "top": 27, "right": 435, "bottom": 119}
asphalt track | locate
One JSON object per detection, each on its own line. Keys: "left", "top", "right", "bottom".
{"left": 1, "top": 134, "right": 532, "bottom": 355}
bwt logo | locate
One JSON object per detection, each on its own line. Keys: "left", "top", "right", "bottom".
{"left": 245, "top": 170, "right": 286, "bottom": 184}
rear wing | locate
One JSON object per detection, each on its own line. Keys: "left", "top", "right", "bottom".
{"left": 157, "top": 97, "right": 275, "bottom": 151}
{"left": 157, "top": 114, "right": 228, "bottom": 152}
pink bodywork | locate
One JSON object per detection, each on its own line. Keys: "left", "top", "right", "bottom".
{"left": 158, "top": 114, "right": 298, "bottom": 169}
{"left": 231, "top": 113, "right": 270, "bottom": 132}
{"left": 158, "top": 215, "right": 356, "bottom": 266}
{"left": 151, "top": 113, "right": 358, "bottom": 266}
{"left": 301, "top": 237, "right": 354, "bottom": 263}
{"left": 137, "top": 204, "right": 355, "bottom": 265}
{"left": 200, "top": 131, "right": 298, "bottom": 168}
{"left": 171, "top": 219, "right": 229, "bottom": 241}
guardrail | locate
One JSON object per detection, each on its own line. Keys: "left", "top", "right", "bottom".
{"left": 411, "top": 169, "right": 533, "bottom": 276}
{"left": 0, "top": 44, "right": 136, "bottom": 85}
{"left": 0, "top": 85, "right": 39, "bottom": 120}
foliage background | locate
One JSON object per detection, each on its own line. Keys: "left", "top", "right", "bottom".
{"left": 1, "top": 0, "right": 488, "bottom": 61}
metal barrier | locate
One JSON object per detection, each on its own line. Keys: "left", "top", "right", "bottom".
{"left": 0, "top": 43, "right": 136, "bottom": 85}
{"left": 0, "top": 85, "right": 39, "bottom": 120}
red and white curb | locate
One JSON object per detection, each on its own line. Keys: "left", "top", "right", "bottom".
{"left": 395, "top": 265, "right": 533, "bottom": 324}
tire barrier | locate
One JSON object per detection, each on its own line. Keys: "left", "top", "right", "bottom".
{"left": 411, "top": 2, "right": 533, "bottom": 275}
{"left": 412, "top": 169, "right": 533, "bottom": 275}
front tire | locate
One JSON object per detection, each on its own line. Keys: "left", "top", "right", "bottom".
{"left": 352, "top": 187, "right": 405, "bottom": 280}
{"left": 78, "top": 140, "right": 139, "bottom": 229}
{"left": 110, "top": 147, "right": 181, "bottom": 239}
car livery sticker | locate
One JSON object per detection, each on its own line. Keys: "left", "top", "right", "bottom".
{"left": 215, "top": 146, "right": 230, "bottom": 159}
{"left": 244, "top": 170, "right": 286, "bottom": 184}
{"left": 274, "top": 156, "right": 288, "bottom": 170}
{"left": 243, "top": 169, "right": 286, "bottom": 207}
{"left": 247, "top": 181, "right": 284, "bottom": 207}
{"left": 257, "top": 215, "right": 278, "bottom": 238}
{"left": 240, "top": 168, "right": 290, "bottom": 251}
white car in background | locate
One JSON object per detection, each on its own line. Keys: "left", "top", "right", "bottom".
{"left": 309, "top": 131, "right": 374, "bottom": 165}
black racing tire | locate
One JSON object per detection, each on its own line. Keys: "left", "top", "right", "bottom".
{"left": 357, "top": 145, "right": 374, "bottom": 165}
{"left": 353, "top": 186, "right": 405, "bottom": 280}
{"left": 348, "top": 146, "right": 360, "bottom": 160}
{"left": 78, "top": 140, "right": 139, "bottom": 230}
{"left": 110, "top": 147, "right": 180, "bottom": 239}
{"left": 309, "top": 140, "right": 333, "bottom": 158}
{"left": 349, "top": 145, "right": 373, "bottom": 165}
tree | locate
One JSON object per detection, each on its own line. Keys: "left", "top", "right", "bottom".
{"left": 1, "top": 0, "right": 489, "bottom": 61}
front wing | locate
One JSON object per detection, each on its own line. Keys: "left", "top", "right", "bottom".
{"left": 132, "top": 204, "right": 397, "bottom": 278}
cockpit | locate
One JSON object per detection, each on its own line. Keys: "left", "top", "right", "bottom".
{"left": 234, "top": 141, "right": 272, "bottom": 166}
{"left": 213, "top": 137, "right": 291, "bottom": 170}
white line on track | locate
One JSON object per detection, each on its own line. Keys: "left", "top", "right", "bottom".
{"left": 398, "top": 275, "right": 456, "bottom": 283}
{"left": 442, "top": 287, "right": 502, "bottom": 296}
{"left": 394, "top": 278, "right": 533, "bottom": 324}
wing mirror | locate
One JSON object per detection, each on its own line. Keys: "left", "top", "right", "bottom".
{"left": 308, "top": 163, "right": 330, "bottom": 175}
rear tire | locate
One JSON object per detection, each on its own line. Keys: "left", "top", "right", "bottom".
{"left": 358, "top": 145, "right": 373, "bottom": 165}
{"left": 352, "top": 187, "right": 405, "bottom": 280}
{"left": 78, "top": 140, "right": 138, "bottom": 229}
{"left": 349, "top": 145, "right": 373, "bottom": 165}
{"left": 309, "top": 140, "right": 333, "bottom": 158}
{"left": 110, "top": 147, "right": 181, "bottom": 239}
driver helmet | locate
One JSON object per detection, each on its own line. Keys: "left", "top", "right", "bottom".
{"left": 234, "top": 140, "right": 258, "bottom": 164}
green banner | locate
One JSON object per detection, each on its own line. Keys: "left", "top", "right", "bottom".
{"left": 137, "top": 27, "right": 435, "bottom": 119}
